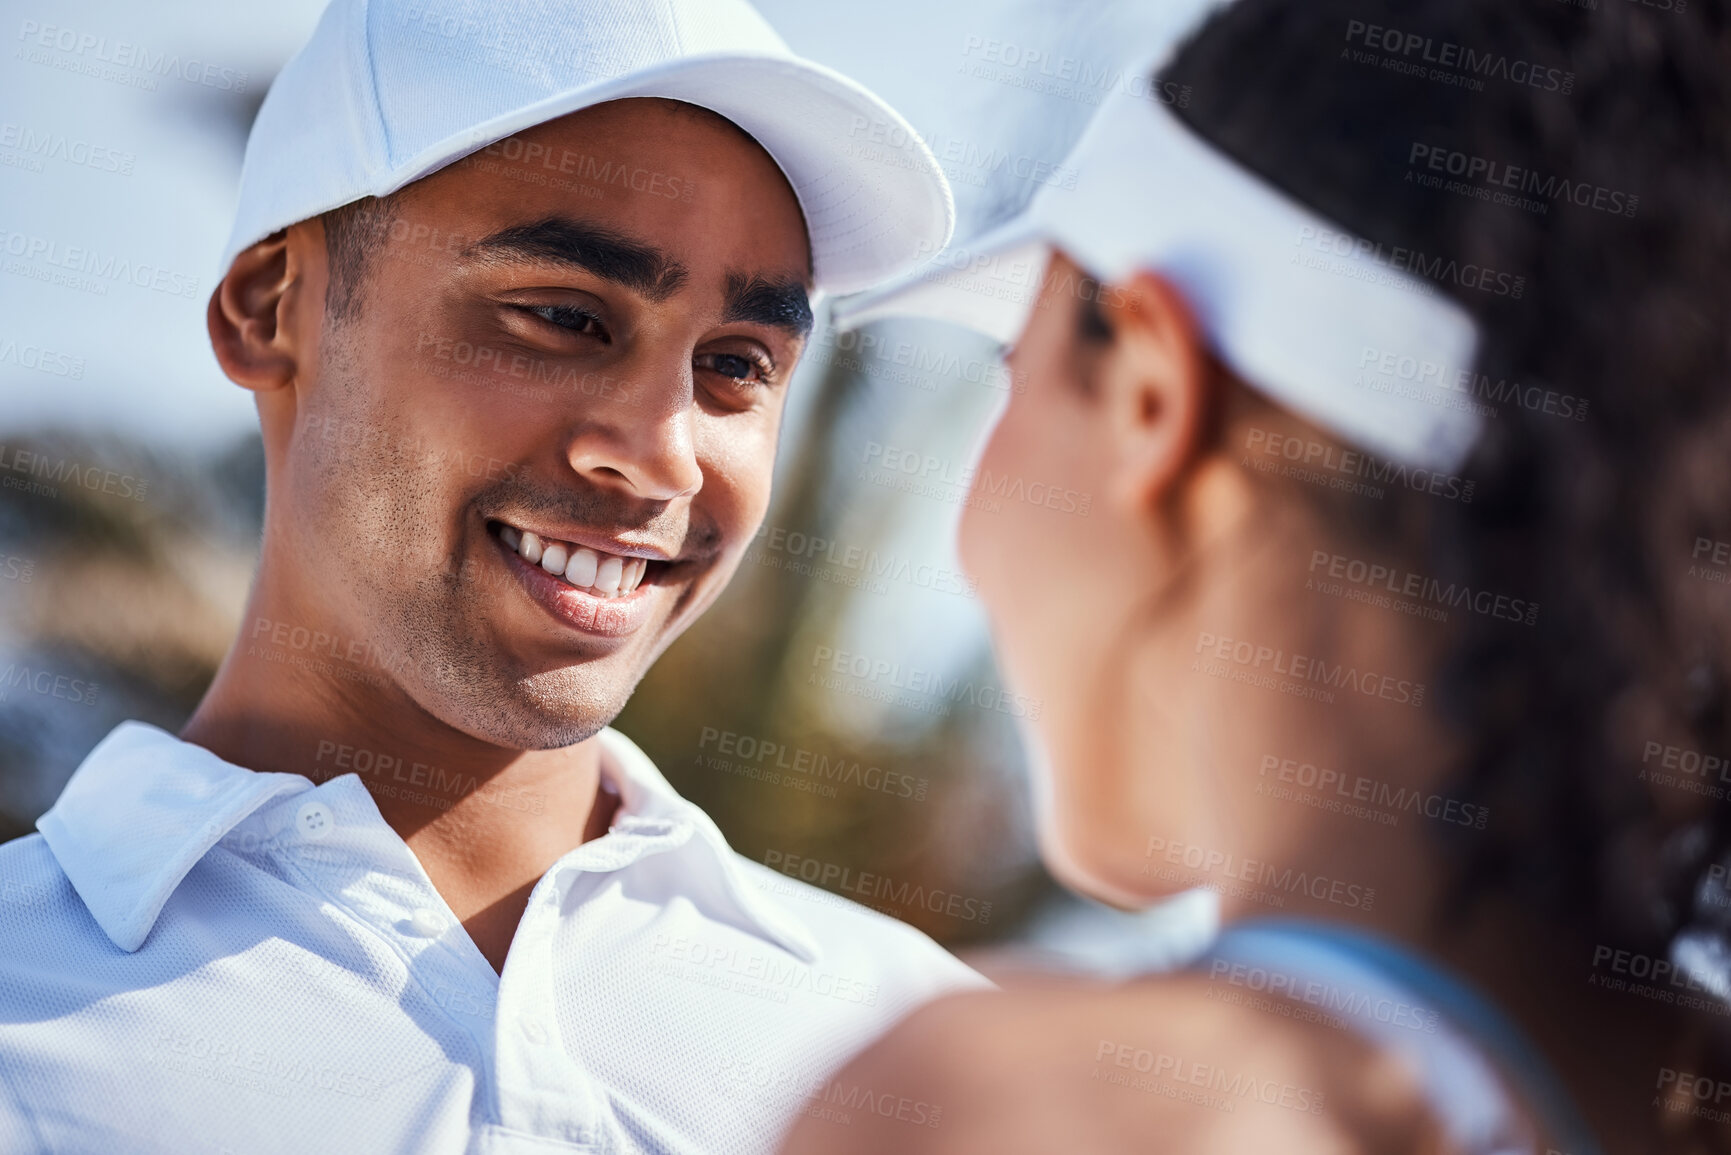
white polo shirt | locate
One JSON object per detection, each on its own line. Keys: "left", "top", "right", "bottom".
{"left": 0, "top": 722, "right": 985, "bottom": 1154}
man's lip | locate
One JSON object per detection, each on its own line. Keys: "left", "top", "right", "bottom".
{"left": 486, "top": 515, "right": 677, "bottom": 563}
{"left": 495, "top": 534, "right": 657, "bottom": 639}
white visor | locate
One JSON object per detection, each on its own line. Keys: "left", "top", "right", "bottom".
{"left": 833, "top": 60, "right": 1483, "bottom": 473}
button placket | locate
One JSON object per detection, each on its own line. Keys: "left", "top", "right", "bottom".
{"left": 265, "top": 781, "right": 505, "bottom": 1089}
{"left": 489, "top": 869, "right": 599, "bottom": 1146}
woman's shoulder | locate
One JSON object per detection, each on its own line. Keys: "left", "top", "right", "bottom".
{"left": 777, "top": 967, "right": 1446, "bottom": 1155}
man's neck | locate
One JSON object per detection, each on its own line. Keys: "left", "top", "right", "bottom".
{"left": 182, "top": 598, "right": 616, "bottom": 974}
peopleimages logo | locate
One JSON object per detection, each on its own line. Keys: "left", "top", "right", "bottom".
{"left": 648, "top": 933, "right": 882, "bottom": 1008}
{"left": 0, "top": 335, "right": 84, "bottom": 379}
{"left": 1639, "top": 740, "right": 1731, "bottom": 802}
{"left": 696, "top": 725, "right": 930, "bottom": 802}
{"left": 1356, "top": 345, "right": 1590, "bottom": 424}
{"left": 1203, "top": 960, "right": 1441, "bottom": 1033}
{"left": 846, "top": 116, "right": 1079, "bottom": 192}
{"left": 0, "top": 123, "right": 134, "bottom": 176}
{"left": 0, "top": 229, "right": 201, "bottom": 298}
{"left": 1293, "top": 225, "right": 1525, "bottom": 300}
{"left": 0, "top": 663, "right": 99, "bottom": 707}
{"left": 1143, "top": 837, "right": 1377, "bottom": 910}
{"left": 808, "top": 644, "right": 1042, "bottom": 721}
{"left": 762, "top": 850, "right": 993, "bottom": 925}
{"left": 751, "top": 524, "right": 976, "bottom": 600}
{"left": 716, "top": 1057, "right": 945, "bottom": 1130}
{"left": 1657, "top": 1068, "right": 1731, "bottom": 1126}
{"left": 414, "top": 330, "right": 633, "bottom": 403}
{"left": 809, "top": 327, "right": 1024, "bottom": 395}
{"left": 1407, "top": 142, "right": 1640, "bottom": 218}
{"left": 1343, "top": 19, "right": 1574, "bottom": 95}
{"left": 16, "top": 20, "right": 248, "bottom": 92}
{"left": 957, "top": 36, "right": 1193, "bottom": 109}
{"left": 312, "top": 740, "right": 545, "bottom": 815}
{"left": 1193, "top": 630, "right": 1426, "bottom": 709}
{"left": 1592, "top": 945, "right": 1725, "bottom": 1002}
{"left": 0, "top": 443, "right": 148, "bottom": 502}
{"left": 859, "top": 441, "right": 1091, "bottom": 517}
{"left": 394, "top": 7, "right": 634, "bottom": 82}
{"left": 1256, "top": 753, "right": 1489, "bottom": 830}
{"left": 1093, "top": 1038, "right": 1329, "bottom": 1115}
{"left": 472, "top": 136, "right": 696, "bottom": 202}
{"left": 1242, "top": 428, "right": 1476, "bottom": 505}
{"left": 1306, "top": 549, "right": 1539, "bottom": 626}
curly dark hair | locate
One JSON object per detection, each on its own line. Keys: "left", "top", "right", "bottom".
{"left": 1164, "top": 0, "right": 1731, "bottom": 1136}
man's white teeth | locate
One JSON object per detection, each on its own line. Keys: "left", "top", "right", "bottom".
{"left": 501, "top": 526, "right": 646, "bottom": 597}
{"left": 566, "top": 547, "right": 599, "bottom": 587}
{"left": 595, "top": 555, "right": 623, "bottom": 596}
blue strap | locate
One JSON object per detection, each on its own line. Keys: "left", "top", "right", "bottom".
{"left": 1207, "top": 918, "right": 1602, "bottom": 1155}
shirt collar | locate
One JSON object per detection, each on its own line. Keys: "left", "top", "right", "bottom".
{"left": 593, "top": 727, "right": 820, "bottom": 963}
{"left": 38, "top": 721, "right": 819, "bottom": 963}
{"left": 37, "top": 721, "right": 312, "bottom": 952}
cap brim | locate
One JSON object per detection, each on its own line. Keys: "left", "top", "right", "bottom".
{"left": 225, "top": 53, "right": 953, "bottom": 296}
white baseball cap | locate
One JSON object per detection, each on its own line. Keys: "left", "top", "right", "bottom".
{"left": 834, "top": 56, "right": 1483, "bottom": 472}
{"left": 220, "top": 0, "right": 954, "bottom": 295}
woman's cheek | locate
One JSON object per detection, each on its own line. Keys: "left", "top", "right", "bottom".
{"left": 958, "top": 431, "right": 1029, "bottom": 601}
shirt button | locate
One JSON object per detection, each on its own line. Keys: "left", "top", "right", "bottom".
{"left": 405, "top": 908, "right": 446, "bottom": 937}
{"left": 295, "top": 801, "right": 335, "bottom": 841}
{"left": 519, "top": 1016, "right": 550, "bottom": 1045}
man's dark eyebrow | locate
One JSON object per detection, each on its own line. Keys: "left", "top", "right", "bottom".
{"left": 463, "top": 217, "right": 688, "bottom": 301}
{"left": 722, "top": 272, "right": 814, "bottom": 338}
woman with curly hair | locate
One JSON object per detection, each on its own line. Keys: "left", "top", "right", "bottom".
{"left": 782, "top": 0, "right": 1731, "bottom": 1151}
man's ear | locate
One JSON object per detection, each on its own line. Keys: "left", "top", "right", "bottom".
{"left": 1093, "top": 271, "right": 1211, "bottom": 511}
{"left": 206, "top": 227, "right": 311, "bottom": 393}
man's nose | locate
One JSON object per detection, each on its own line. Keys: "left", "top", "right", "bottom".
{"left": 561, "top": 366, "right": 703, "bottom": 502}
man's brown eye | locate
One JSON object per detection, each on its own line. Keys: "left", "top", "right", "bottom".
{"left": 698, "top": 350, "right": 773, "bottom": 384}
{"left": 526, "top": 305, "right": 608, "bottom": 340}
{"left": 708, "top": 353, "right": 759, "bottom": 380}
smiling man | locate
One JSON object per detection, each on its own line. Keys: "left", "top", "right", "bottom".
{"left": 0, "top": 2, "right": 982, "bottom": 1153}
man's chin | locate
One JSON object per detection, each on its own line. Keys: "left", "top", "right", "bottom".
{"left": 412, "top": 669, "right": 637, "bottom": 753}
{"left": 450, "top": 707, "right": 619, "bottom": 753}
{"left": 410, "top": 592, "right": 691, "bottom": 750}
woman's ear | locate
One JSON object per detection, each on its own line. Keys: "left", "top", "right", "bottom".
{"left": 206, "top": 228, "right": 309, "bottom": 394}
{"left": 1092, "top": 271, "right": 1210, "bottom": 511}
